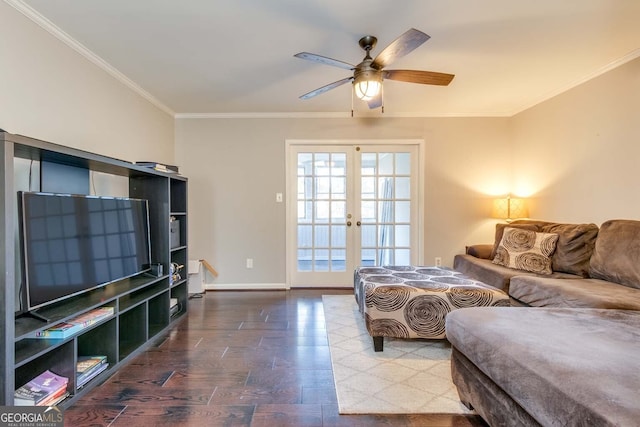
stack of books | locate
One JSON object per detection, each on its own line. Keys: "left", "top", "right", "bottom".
{"left": 34, "top": 321, "right": 82, "bottom": 339}
{"left": 77, "top": 355, "right": 108, "bottom": 388}
{"left": 34, "top": 306, "right": 115, "bottom": 339}
{"left": 14, "top": 370, "right": 69, "bottom": 406}
{"left": 135, "top": 161, "right": 179, "bottom": 174}
{"left": 67, "top": 306, "right": 114, "bottom": 328}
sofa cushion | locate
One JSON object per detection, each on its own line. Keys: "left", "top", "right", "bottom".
{"left": 493, "top": 228, "right": 558, "bottom": 275}
{"left": 509, "top": 276, "right": 640, "bottom": 309}
{"left": 490, "top": 222, "right": 539, "bottom": 259}
{"left": 589, "top": 219, "right": 640, "bottom": 289}
{"left": 446, "top": 307, "right": 640, "bottom": 427}
{"left": 539, "top": 222, "right": 598, "bottom": 277}
{"left": 465, "top": 244, "right": 493, "bottom": 259}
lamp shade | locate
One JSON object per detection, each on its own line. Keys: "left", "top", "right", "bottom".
{"left": 492, "top": 196, "right": 529, "bottom": 220}
{"left": 353, "top": 69, "right": 382, "bottom": 101}
{"left": 354, "top": 79, "right": 381, "bottom": 100}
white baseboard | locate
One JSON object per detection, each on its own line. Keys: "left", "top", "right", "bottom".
{"left": 203, "top": 283, "right": 289, "bottom": 291}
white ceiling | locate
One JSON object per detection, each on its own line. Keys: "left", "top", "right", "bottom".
{"left": 10, "top": 0, "right": 640, "bottom": 117}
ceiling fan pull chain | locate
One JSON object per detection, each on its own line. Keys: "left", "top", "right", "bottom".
{"left": 351, "top": 86, "right": 354, "bottom": 117}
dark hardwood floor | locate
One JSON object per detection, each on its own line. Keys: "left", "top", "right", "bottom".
{"left": 64, "top": 289, "right": 487, "bottom": 426}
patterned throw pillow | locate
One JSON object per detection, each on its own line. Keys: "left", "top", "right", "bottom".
{"left": 492, "top": 227, "right": 559, "bottom": 274}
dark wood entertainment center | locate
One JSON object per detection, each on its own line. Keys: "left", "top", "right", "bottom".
{"left": 0, "top": 131, "right": 188, "bottom": 406}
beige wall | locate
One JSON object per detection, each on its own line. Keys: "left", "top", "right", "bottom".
{"left": 0, "top": 2, "right": 174, "bottom": 163}
{"left": 512, "top": 56, "right": 640, "bottom": 225}
{"left": 9, "top": 0, "right": 637, "bottom": 287}
{"left": 176, "top": 117, "right": 511, "bottom": 285}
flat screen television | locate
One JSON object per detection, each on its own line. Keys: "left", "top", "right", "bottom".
{"left": 18, "top": 192, "right": 151, "bottom": 316}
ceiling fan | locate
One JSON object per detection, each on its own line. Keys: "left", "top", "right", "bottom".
{"left": 294, "top": 28, "right": 455, "bottom": 111}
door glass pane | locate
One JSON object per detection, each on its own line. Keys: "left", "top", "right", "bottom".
{"left": 396, "top": 153, "right": 411, "bottom": 175}
{"left": 361, "top": 153, "right": 376, "bottom": 175}
{"left": 395, "top": 201, "right": 410, "bottom": 223}
{"left": 314, "top": 249, "right": 329, "bottom": 271}
{"left": 361, "top": 177, "right": 375, "bottom": 199}
{"left": 331, "top": 225, "right": 346, "bottom": 246}
{"left": 361, "top": 249, "right": 376, "bottom": 266}
{"left": 314, "top": 153, "right": 330, "bottom": 175}
{"left": 315, "top": 201, "right": 329, "bottom": 222}
{"left": 314, "top": 225, "right": 329, "bottom": 247}
{"left": 331, "top": 177, "right": 345, "bottom": 198}
{"left": 316, "top": 177, "right": 330, "bottom": 199}
{"left": 331, "top": 249, "right": 346, "bottom": 272}
{"left": 377, "top": 177, "right": 393, "bottom": 198}
{"left": 298, "top": 225, "right": 312, "bottom": 247}
{"left": 395, "top": 249, "right": 411, "bottom": 265}
{"left": 361, "top": 201, "right": 375, "bottom": 222}
{"left": 378, "top": 225, "right": 394, "bottom": 247}
{"left": 379, "top": 153, "right": 393, "bottom": 175}
{"left": 395, "top": 225, "right": 410, "bottom": 247}
{"left": 298, "top": 249, "right": 312, "bottom": 271}
{"left": 396, "top": 177, "right": 410, "bottom": 199}
{"left": 361, "top": 225, "right": 376, "bottom": 247}
{"left": 331, "top": 201, "right": 345, "bottom": 219}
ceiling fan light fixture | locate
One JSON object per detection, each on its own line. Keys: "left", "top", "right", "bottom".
{"left": 353, "top": 70, "right": 382, "bottom": 101}
{"left": 295, "top": 29, "right": 454, "bottom": 109}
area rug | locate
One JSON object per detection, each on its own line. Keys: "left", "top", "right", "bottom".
{"left": 322, "top": 294, "right": 472, "bottom": 414}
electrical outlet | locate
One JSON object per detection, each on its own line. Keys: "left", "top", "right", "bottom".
{"left": 246, "top": 258, "right": 253, "bottom": 269}
{"left": 435, "top": 257, "right": 442, "bottom": 267}
{"left": 276, "top": 193, "right": 283, "bottom": 203}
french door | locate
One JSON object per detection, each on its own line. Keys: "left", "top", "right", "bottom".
{"left": 287, "top": 141, "right": 421, "bottom": 287}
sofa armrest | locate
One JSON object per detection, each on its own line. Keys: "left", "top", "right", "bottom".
{"left": 466, "top": 244, "right": 493, "bottom": 259}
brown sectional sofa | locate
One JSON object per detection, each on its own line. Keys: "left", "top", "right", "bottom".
{"left": 453, "top": 219, "right": 640, "bottom": 309}
{"left": 447, "top": 307, "right": 640, "bottom": 427}
{"left": 447, "top": 219, "right": 640, "bottom": 426}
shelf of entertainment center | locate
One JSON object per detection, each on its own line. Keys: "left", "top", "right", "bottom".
{"left": 14, "top": 314, "right": 115, "bottom": 368}
{"left": 14, "top": 274, "right": 167, "bottom": 339}
{"left": 118, "top": 280, "right": 169, "bottom": 313}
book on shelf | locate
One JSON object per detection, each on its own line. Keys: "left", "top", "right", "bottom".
{"left": 34, "top": 321, "right": 83, "bottom": 339}
{"left": 68, "top": 306, "right": 114, "bottom": 327}
{"left": 135, "top": 161, "right": 179, "bottom": 174}
{"left": 77, "top": 355, "right": 109, "bottom": 388}
{"left": 32, "top": 307, "right": 114, "bottom": 339}
{"left": 14, "top": 370, "right": 69, "bottom": 406}
{"left": 37, "top": 387, "right": 69, "bottom": 407}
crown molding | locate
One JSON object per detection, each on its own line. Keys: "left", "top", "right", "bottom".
{"left": 175, "top": 112, "right": 351, "bottom": 119}
{"left": 510, "top": 48, "right": 640, "bottom": 116}
{"left": 5, "top": 0, "right": 175, "bottom": 117}
{"left": 175, "top": 111, "right": 511, "bottom": 119}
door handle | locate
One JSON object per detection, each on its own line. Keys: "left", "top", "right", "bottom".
{"left": 356, "top": 221, "right": 361, "bottom": 227}
{"left": 347, "top": 221, "right": 352, "bottom": 227}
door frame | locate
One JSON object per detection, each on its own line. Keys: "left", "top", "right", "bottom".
{"left": 284, "top": 139, "right": 425, "bottom": 288}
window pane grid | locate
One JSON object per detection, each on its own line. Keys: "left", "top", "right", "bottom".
{"left": 360, "top": 151, "right": 412, "bottom": 267}
{"left": 296, "top": 152, "right": 347, "bottom": 272}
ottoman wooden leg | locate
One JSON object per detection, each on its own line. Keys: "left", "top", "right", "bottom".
{"left": 373, "top": 336, "right": 384, "bottom": 352}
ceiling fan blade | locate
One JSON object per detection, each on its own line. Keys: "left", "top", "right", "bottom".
{"left": 299, "top": 77, "right": 353, "bottom": 99}
{"left": 366, "top": 92, "right": 383, "bottom": 109}
{"left": 372, "top": 28, "right": 430, "bottom": 70}
{"left": 383, "top": 70, "right": 455, "bottom": 86}
{"left": 294, "top": 52, "right": 355, "bottom": 70}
